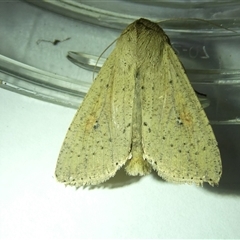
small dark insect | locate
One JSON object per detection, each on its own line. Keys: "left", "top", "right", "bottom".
{"left": 36, "top": 37, "right": 71, "bottom": 46}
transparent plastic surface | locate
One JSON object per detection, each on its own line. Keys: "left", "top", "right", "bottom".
{"left": 0, "top": 1, "right": 240, "bottom": 125}
{"left": 0, "top": 55, "right": 89, "bottom": 108}
{"left": 26, "top": 0, "right": 240, "bottom": 30}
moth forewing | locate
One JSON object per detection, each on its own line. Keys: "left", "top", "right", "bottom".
{"left": 55, "top": 42, "right": 136, "bottom": 186}
{"left": 141, "top": 40, "right": 221, "bottom": 186}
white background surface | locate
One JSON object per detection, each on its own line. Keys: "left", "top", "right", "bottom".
{"left": 1, "top": 1, "right": 240, "bottom": 239}
{"left": 1, "top": 87, "right": 240, "bottom": 239}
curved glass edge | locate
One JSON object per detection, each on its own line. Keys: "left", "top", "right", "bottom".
{"left": 67, "top": 51, "right": 240, "bottom": 82}
{"left": 24, "top": 0, "right": 240, "bottom": 32}
{"left": 0, "top": 54, "right": 89, "bottom": 109}
{"left": 1, "top": 53, "right": 240, "bottom": 125}
{"left": 127, "top": 0, "right": 239, "bottom": 7}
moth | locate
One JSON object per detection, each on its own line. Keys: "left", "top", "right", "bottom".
{"left": 55, "top": 18, "right": 222, "bottom": 187}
